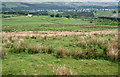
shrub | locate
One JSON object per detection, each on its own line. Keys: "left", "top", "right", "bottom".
{"left": 55, "top": 14, "right": 62, "bottom": 17}
{"left": 65, "top": 14, "right": 71, "bottom": 19}
{"left": 90, "top": 21, "right": 93, "bottom": 23}
{"left": 50, "top": 14, "right": 55, "bottom": 17}
{"left": 72, "top": 14, "right": 78, "bottom": 18}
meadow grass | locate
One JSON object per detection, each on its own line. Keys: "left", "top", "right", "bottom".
{"left": 2, "top": 15, "right": 119, "bottom": 75}
{"left": 2, "top": 53, "right": 119, "bottom": 75}
{"left": 2, "top": 15, "right": 118, "bottom": 32}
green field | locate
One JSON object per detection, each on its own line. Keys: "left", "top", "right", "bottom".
{"left": 2, "top": 15, "right": 118, "bottom": 32}
{"left": 2, "top": 53, "right": 118, "bottom": 75}
{"left": 2, "top": 15, "right": 119, "bottom": 75}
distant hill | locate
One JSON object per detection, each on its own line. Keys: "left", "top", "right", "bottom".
{"left": 2, "top": 2, "right": 118, "bottom": 11}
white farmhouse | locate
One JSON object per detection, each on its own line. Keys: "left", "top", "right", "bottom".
{"left": 27, "top": 14, "right": 33, "bottom": 17}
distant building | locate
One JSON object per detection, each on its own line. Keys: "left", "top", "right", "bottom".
{"left": 27, "top": 14, "right": 33, "bottom": 17}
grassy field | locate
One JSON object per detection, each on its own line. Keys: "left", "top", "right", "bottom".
{"left": 2, "top": 53, "right": 118, "bottom": 75}
{"left": 2, "top": 15, "right": 118, "bottom": 32}
{"left": 2, "top": 15, "right": 119, "bottom": 75}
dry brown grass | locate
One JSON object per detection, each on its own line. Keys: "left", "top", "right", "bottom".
{"left": 74, "top": 50, "right": 83, "bottom": 59}
{"left": 107, "top": 42, "right": 118, "bottom": 61}
{"left": 57, "top": 47, "right": 66, "bottom": 58}
{"left": 12, "top": 39, "right": 27, "bottom": 53}
{"left": 2, "top": 29, "right": 118, "bottom": 38}
{"left": 57, "top": 48, "right": 71, "bottom": 58}
{"left": 27, "top": 45, "right": 40, "bottom": 54}
{"left": 1, "top": 48, "right": 7, "bottom": 59}
{"left": 53, "top": 65, "right": 74, "bottom": 75}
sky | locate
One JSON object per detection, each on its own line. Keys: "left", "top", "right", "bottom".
{"left": 0, "top": 0, "right": 119, "bottom": 2}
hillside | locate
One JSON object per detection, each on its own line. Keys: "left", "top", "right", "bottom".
{"left": 2, "top": 2, "right": 118, "bottom": 11}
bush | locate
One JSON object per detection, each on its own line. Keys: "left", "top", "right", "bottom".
{"left": 55, "top": 14, "right": 62, "bottom": 17}
{"left": 65, "top": 14, "right": 71, "bottom": 19}
{"left": 72, "top": 14, "right": 78, "bottom": 18}
{"left": 50, "top": 14, "right": 55, "bottom": 17}
{"left": 90, "top": 20, "right": 93, "bottom": 23}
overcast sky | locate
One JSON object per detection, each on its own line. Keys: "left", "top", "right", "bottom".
{"left": 1, "top": 0, "right": 119, "bottom": 2}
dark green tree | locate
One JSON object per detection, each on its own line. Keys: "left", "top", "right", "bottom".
{"left": 72, "top": 14, "right": 78, "bottom": 18}
{"left": 66, "top": 14, "right": 71, "bottom": 19}
{"left": 113, "top": 11, "right": 116, "bottom": 14}
{"left": 55, "top": 14, "right": 60, "bottom": 17}
{"left": 50, "top": 14, "right": 55, "bottom": 17}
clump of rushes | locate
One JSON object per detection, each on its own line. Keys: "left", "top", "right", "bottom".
{"left": 57, "top": 48, "right": 71, "bottom": 58}
{"left": 57, "top": 47, "right": 65, "bottom": 58}
{"left": 2, "top": 37, "right": 9, "bottom": 44}
{"left": 31, "top": 35, "right": 37, "bottom": 39}
{"left": 107, "top": 42, "right": 118, "bottom": 61}
{"left": 10, "top": 39, "right": 26, "bottom": 53}
{"left": 65, "top": 49, "right": 71, "bottom": 57}
{"left": 53, "top": 65, "right": 74, "bottom": 75}
{"left": 1, "top": 48, "right": 7, "bottom": 59}
{"left": 44, "top": 35, "right": 47, "bottom": 41}
{"left": 26, "top": 45, "right": 40, "bottom": 54}
{"left": 74, "top": 50, "right": 83, "bottom": 59}
{"left": 39, "top": 45, "right": 48, "bottom": 53}
{"left": 47, "top": 46, "right": 54, "bottom": 54}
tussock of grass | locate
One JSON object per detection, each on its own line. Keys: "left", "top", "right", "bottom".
{"left": 1, "top": 48, "right": 7, "bottom": 59}
{"left": 53, "top": 65, "right": 75, "bottom": 75}
{"left": 107, "top": 42, "right": 118, "bottom": 61}
{"left": 3, "top": 32, "right": 119, "bottom": 62}
{"left": 57, "top": 48, "right": 71, "bottom": 58}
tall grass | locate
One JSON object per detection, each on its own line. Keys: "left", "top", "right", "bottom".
{"left": 3, "top": 33, "right": 118, "bottom": 62}
{"left": 53, "top": 65, "right": 74, "bottom": 75}
{"left": 107, "top": 42, "right": 118, "bottom": 61}
{"left": 57, "top": 48, "right": 71, "bottom": 58}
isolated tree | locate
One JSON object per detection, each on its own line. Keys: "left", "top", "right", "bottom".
{"left": 55, "top": 14, "right": 61, "bottom": 17}
{"left": 113, "top": 11, "right": 116, "bottom": 14}
{"left": 118, "top": 11, "right": 120, "bottom": 13}
{"left": 94, "top": 11, "right": 97, "bottom": 13}
{"left": 66, "top": 14, "right": 71, "bottom": 19}
{"left": 90, "top": 20, "right": 93, "bottom": 23}
{"left": 50, "top": 14, "right": 55, "bottom": 17}
{"left": 72, "top": 14, "right": 78, "bottom": 18}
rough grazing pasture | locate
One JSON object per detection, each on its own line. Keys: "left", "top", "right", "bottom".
{"left": 2, "top": 15, "right": 119, "bottom": 75}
